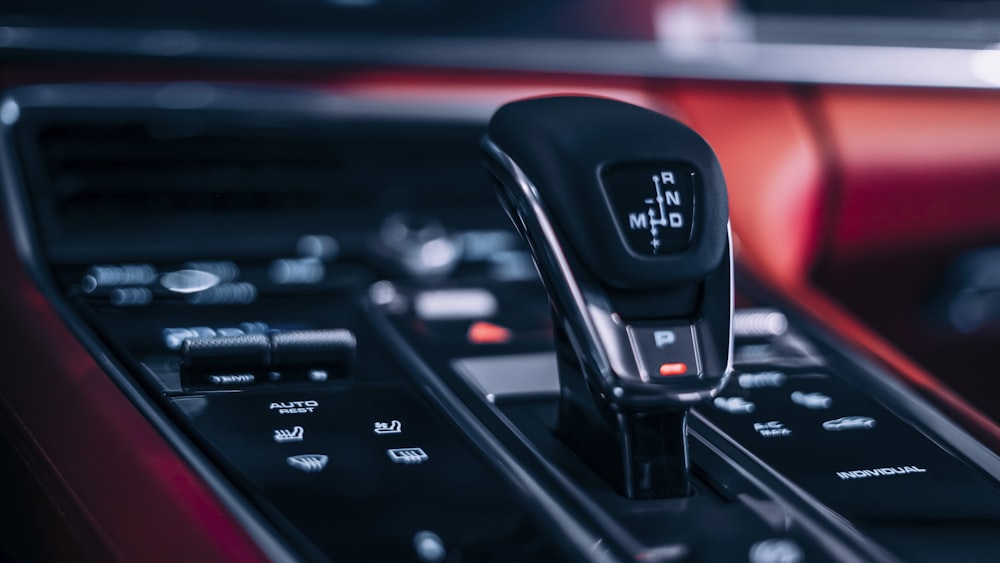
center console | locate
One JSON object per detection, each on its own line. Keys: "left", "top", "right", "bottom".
{"left": 3, "top": 83, "right": 999, "bottom": 562}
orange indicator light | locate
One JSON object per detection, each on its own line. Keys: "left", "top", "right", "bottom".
{"left": 659, "top": 362, "right": 688, "bottom": 376}
{"left": 467, "top": 321, "right": 513, "bottom": 345}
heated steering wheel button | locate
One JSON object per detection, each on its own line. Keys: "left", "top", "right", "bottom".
{"left": 627, "top": 325, "right": 701, "bottom": 381}
{"left": 603, "top": 163, "right": 697, "bottom": 256}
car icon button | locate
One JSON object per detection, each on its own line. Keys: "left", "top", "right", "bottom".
{"left": 822, "top": 416, "right": 876, "bottom": 432}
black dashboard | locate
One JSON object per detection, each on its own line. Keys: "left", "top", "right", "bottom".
{"left": 3, "top": 80, "right": 1000, "bottom": 562}
{"left": 4, "top": 0, "right": 1000, "bottom": 560}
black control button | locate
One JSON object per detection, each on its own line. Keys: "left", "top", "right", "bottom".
{"left": 603, "top": 164, "right": 697, "bottom": 256}
{"left": 270, "top": 329, "right": 356, "bottom": 370}
{"left": 179, "top": 329, "right": 357, "bottom": 386}
{"left": 627, "top": 324, "right": 701, "bottom": 380}
{"left": 181, "top": 333, "right": 270, "bottom": 372}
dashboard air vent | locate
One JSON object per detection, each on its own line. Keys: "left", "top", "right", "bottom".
{"left": 14, "top": 112, "right": 492, "bottom": 262}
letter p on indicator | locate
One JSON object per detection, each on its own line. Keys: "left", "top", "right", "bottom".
{"left": 654, "top": 330, "right": 676, "bottom": 347}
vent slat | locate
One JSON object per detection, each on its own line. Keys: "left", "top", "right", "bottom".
{"left": 32, "top": 120, "right": 489, "bottom": 225}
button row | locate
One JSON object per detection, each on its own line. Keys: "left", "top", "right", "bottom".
{"left": 712, "top": 390, "right": 835, "bottom": 414}
{"left": 283, "top": 447, "right": 432, "bottom": 474}
{"left": 80, "top": 254, "right": 352, "bottom": 308}
{"left": 179, "top": 329, "right": 356, "bottom": 387}
{"left": 748, "top": 416, "right": 877, "bottom": 439}
{"left": 269, "top": 419, "right": 410, "bottom": 443}
{"left": 268, "top": 405, "right": 431, "bottom": 473}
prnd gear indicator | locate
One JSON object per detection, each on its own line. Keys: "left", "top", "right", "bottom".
{"left": 603, "top": 164, "right": 696, "bottom": 256}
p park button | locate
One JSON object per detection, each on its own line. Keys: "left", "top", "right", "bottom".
{"left": 626, "top": 325, "right": 702, "bottom": 382}
{"left": 603, "top": 163, "right": 697, "bottom": 256}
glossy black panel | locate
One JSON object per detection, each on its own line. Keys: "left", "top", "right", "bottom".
{"left": 700, "top": 368, "right": 1000, "bottom": 562}
{"left": 173, "top": 383, "right": 566, "bottom": 562}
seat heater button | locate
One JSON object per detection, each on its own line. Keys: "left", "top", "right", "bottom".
{"left": 273, "top": 426, "right": 305, "bottom": 443}
{"left": 286, "top": 454, "right": 328, "bottom": 474}
{"left": 373, "top": 420, "right": 403, "bottom": 435}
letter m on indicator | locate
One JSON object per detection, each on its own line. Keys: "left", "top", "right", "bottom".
{"left": 628, "top": 213, "right": 648, "bottom": 230}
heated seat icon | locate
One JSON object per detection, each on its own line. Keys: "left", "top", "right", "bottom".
{"left": 273, "top": 426, "right": 305, "bottom": 443}
{"left": 286, "top": 454, "right": 328, "bottom": 473}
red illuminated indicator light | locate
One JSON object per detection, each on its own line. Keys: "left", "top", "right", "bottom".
{"left": 659, "top": 363, "right": 688, "bottom": 376}
{"left": 467, "top": 321, "right": 513, "bottom": 345}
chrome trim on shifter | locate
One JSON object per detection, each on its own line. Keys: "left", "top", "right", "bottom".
{"left": 481, "top": 137, "right": 618, "bottom": 382}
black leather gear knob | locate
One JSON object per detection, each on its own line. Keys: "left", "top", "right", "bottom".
{"left": 482, "top": 95, "right": 734, "bottom": 499}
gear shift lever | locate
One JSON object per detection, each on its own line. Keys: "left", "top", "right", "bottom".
{"left": 482, "top": 96, "right": 733, "bottom": 499}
